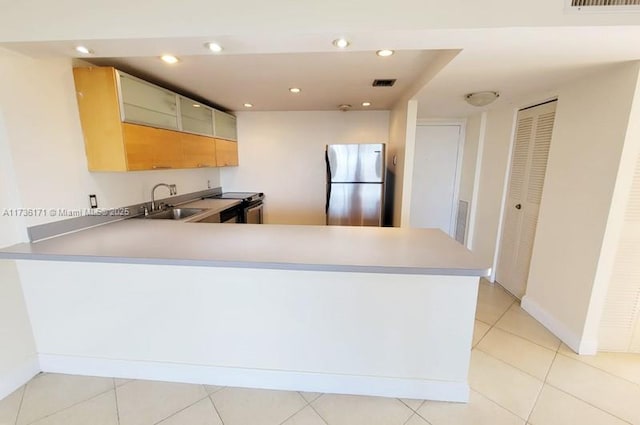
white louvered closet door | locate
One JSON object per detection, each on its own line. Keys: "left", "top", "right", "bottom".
{"left": 496, "top": 101, "right": 556, "bottom": 298}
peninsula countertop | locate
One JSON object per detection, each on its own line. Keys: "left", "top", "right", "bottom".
{"left": 0, "top": 220, "right": 491, "bottom": 276}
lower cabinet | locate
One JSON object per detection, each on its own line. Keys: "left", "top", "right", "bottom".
{"left": 215, "top": 139, "right": 239, "bottom": 167}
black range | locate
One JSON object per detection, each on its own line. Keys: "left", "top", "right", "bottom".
{"left": 208, "top": 192, "right": 264, "bottom": 224}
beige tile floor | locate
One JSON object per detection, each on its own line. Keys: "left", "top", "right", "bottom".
{"left": 2, "top": 280, "right": 640, "bottom": 425}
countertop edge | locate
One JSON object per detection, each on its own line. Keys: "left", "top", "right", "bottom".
{"left": 0, "top": 251, "right": 491, "bottom": 277}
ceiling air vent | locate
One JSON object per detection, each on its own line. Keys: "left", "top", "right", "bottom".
{"left": 569, "top": 0, "right": 640, "bottom": 8}
{"left": 372, "top": 79, "right": 397, "bottom": 87}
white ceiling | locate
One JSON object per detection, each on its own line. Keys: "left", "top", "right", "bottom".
{"left": 1, "top": 1, "right": 640, "bottom": 118}
{"left": 86, "top": 50, "right": 444, "bottom": 112}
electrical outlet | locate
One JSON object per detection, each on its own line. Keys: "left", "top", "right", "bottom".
{"left": 89, "top": 194, "right": 98, "bottom": 208}
{"left": 207, "top": 180, "right": 211, "bottom": 189}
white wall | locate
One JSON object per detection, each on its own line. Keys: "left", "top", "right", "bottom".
{"left": 0, "top": 50, "right": 221, "bottom": 231}
{"left": 596, "top": 71, "right": 640, "bottom": 353}
{"left": 388, "top": 100, "right": 418, "bottom": 227}
{"left": 0, "top": 261, "right": 38, "bottom": 400}
{"left": 220, "top": 111, "right": 389, "bottom": 225}
{"left": 459, "top": 114, "right": 481, "bottom": 203}
{"left": 0, "top": 105, "right": 38, "bottom": 399}
{"left": 469, "top": 106, "right": 516, "bottom": 268}
{"left": 524, "top": 62, "right": 640, "bottom": 353}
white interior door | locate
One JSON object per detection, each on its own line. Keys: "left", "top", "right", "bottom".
{"left": 410, "top": 125, "right": 462, "bottom": 235}
{"left": 496, "top": 101, "right": 557, "bottom": 298}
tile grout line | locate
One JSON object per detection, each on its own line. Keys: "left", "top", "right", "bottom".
{"left": 150, "top": 393, "right": 211, "bottom": 425}
{"left": 12, "top": 384, "right": 27, "bottom": 425}
{"left": 475, "top": 298, "right": 515, "bottom": 348}
{"left": 491, "top": 323, "right": 561, "bottom": 353}
{"left": 539, "top": 334, "right": 636, "bottom": 424}
{"left": 403, "top": 412, "right": 433, "bottom": 425}
{"left": 307, "top": 396, "right": 331, "bottom": 425}
{"left": 542, "top": 355, "right": 637, "bottom": 425}
{"left": 474, "top": 346, "right": 549, "bottom": 384}
{"left": 524, "top": 348, "right": 559, "bottom": 424}
{"left": 542, "top": 381, "right": 634, "bottom": 425}
{"left": 271, "top": 391, "right": 312, "bottom": 425}
{"left": 207, "top": 393, "right": 226, "bottom": 425}
{"left": 554, "top": 350, "right": 640, "bottom": 388}
{"left": 20, "top": 386, "right": 115, "bottom": 425}
{"left": 397, "top": 398, "right": 426, "bottom": 414}
{"left": 113, "top": 378, "right": 121, "bottom": 425}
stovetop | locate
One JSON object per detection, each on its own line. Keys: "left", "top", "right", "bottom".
{"left": 212, "top": 192, "right": 264, "bottom": 202}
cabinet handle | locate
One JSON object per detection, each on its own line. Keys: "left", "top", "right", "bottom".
{"left": 152, "top": 165, "right": 172, "bottom": 169}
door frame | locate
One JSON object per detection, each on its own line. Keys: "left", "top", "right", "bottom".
{"left": 410, "top": 119, "right": 466, "bottom": 237}
{"left": 492, "top": 97, "right": 558, "bottom": 287}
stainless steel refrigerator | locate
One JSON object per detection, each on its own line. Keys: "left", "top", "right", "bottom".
{"left": 325, "top": 143, "right": 386, "bottom": 226}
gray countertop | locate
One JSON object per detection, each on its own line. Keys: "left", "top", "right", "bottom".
{"left": 0, "top": 217, "right": 490, "bottom": 276}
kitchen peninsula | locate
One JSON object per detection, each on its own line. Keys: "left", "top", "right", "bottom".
{"left": 0, "top": 221, "right": 489, "bottom": 402}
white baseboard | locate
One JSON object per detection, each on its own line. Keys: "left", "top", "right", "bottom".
{"left": 0, "top": 355, "right": 40, "bottom": 401}
{"left": 38, "top": 354, "right": 469, "bottom": 402}
{"left": 521, "top": 296, "right": 598, "bottom": 355}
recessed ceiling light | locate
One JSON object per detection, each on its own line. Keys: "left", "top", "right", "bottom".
{"left": 160, "top": 54, "right": 179, "bottom": 64}
{"left": 332, "top": 38, "right": 350, "bottom": 49}
{"left": 75, "top": 45, "right": 93, "bottom": 55}
{"left": 206, "top": 42, "right": 223, "bottom": 53}
{"left": 338, "top": 104, "right": 352, "bottom": 111}
{"left": 289, "top": 87, "right": 301, "bottom": 94}
{"left": 362, "top": 101, "right": 372, "bottom": 107}
{"left": 192, "top": 104, "right": 201, "bottom": 108}
{"left": 243, "top": 103, "right": 254, "bottom": 108}
{"left": 376, "top": 49, "right": 394, "bottom": 57}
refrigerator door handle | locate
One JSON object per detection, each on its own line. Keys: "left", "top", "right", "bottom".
{"left": 325, "top": 150, "right": 332, "bottom": 215}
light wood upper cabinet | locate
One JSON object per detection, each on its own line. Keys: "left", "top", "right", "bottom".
{"left": 215, "top": 138, "right": 239, "bottom": 167}
{"left": 73, "top": 66, "right": 236, "bottom": 171}
{"left": 123, "top": 124, "right": 183, "bottom": 171}
{"left": 181, "top": 133, "right": 217, "bottom": 168}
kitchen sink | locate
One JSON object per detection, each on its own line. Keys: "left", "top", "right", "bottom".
{"left": 142, "top": 208, "right": 205, "bottom": 220}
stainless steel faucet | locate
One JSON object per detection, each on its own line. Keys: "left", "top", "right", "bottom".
{"left": 151, "top": 183, "right": 177, "bottom": 211}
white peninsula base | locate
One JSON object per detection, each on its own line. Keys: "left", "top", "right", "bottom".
{"left": 16, "top": 260, "right": 479, "bottom": 402}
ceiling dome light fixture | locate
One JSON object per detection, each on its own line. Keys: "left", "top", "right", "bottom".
{"left": 464, "top": 91, "right": 500, "bottom": 107}
{"left": 289, "top": 87, "right": 301, "bottom": 94}
{"left": 206, "top": 42, "right": 223, "bottom": 53}
{"left": 362, "top": 101, "right": 371, "bottom": 107}
{"left": 338, "top": 104, "right": 352, "bottom": 112}
{"left": 332, "top": 38, "right": 350, "bottom": 49}
{"left": 75, "top": 45, "right": 93, "bottom": 55}
{"left": 243, "top": 103, "right": 254, "bottom": 108}
{"left": 160, "top": 54, "right": 179, "bottom": 64}
{"left": 376, "top": 49, "right": 394, "bottom": 57}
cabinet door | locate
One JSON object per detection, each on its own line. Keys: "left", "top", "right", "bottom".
{"left": 214, "top": 110, "right": 237, "bottom": 141}
{"left": 119, "top": 73, "right": 179, "bottom": 130}
{"left": 215, "top": 139, "right": 239, "bottom": 167}
{"left": 123, "top": 124, "right": 182, "bottom": 171}
{"left": 181, "top": 133, "right": 216, "bottom": 168}
{"left": 180, "top": 97, "right": 214, "bottom": 136}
